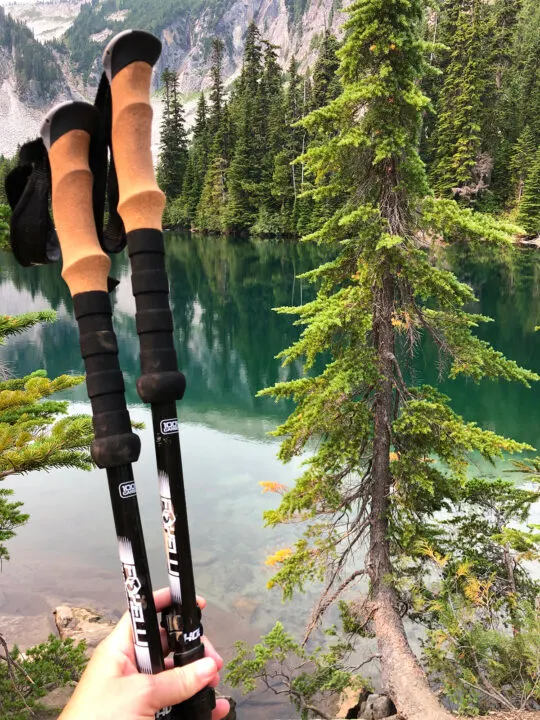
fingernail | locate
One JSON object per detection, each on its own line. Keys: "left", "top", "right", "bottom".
{"left": 197, "top": 657, "right": 217, "bottom": 680}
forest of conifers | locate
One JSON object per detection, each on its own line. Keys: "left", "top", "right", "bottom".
{"left": 157, "top": 0, "right": 540, "bottom": 238}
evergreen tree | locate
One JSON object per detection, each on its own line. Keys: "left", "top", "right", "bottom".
{"left": 157, "top": 68, "right": 188, "bottom": 201}
{"left": 271, "top": 56, "right": 304, "bottom": 230}
{"left": 518, "top": 146, "right": 540, "bottom": 234}
{"left": 225, "top": 107, "right": 257, "bottom": 234}
{"left": 509, "top": 125, "right": 537, "bottom": 207}
{"left": 256, "top": 39, "right": 286, "bottom": 229}
{"left": 0, "top": 312, "right": 93, "bottom": 560}
{"left": 179, "top": 93, "right": 210, "bottom": 224}
{"left": 482, "top": 0, "right": 523, "bottom": 202}
{"left": 298, "top": 30, "right": 344, "bottom": 234}
{"left": 208, "top": 38, "right": 226, "bottom": 148}
{"left": 311, "top": 30, "right": 340, "bottom": 110}
{"left": 510, "top": 0, "right": 540, "bottom": 145}
{"left": 431, "top": 0, "right": 491, "bottom": 198}
{"left": 229, "top": 0, "right": 538, "bottom": 716}
{"left": 196, "top": 156, "right": 228, "bottom": 233}
{"left": 195, "top": 38, "right": 232, "bottom": 230}
{"left": 226, "top": 23, "right": 266, "bottom": 233}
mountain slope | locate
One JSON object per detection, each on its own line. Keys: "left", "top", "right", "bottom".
{"left": 0, "top": 5, "right": 76, "bottom": 155}
{"left": 64, "top": 0, "right": 344, "bottom": 92}
{"left": 4, "top": 0, "right": 85, "bottom": 42}
{"left": 0, "top": 0, "right": 344, "bottom": 156}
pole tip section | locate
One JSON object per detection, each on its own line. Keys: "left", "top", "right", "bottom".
{"left": 103, "top": 29, "right": 162, "bottom": 82}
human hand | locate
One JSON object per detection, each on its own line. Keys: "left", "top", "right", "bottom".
{"left": 59, "top": 588, "right": 230, "bottom": 720}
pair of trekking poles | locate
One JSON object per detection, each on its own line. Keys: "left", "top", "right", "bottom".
{"left": 8, "top": 30, "right": 215, "bottom": 720}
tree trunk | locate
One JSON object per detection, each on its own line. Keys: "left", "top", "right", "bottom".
{"left": 369, "top": 271, "right": 453, "bottom": 720}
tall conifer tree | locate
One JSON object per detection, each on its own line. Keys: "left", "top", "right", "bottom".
{"left": 226, "top": 23, "right": 266, "bottom": 232}
{"left": 311, "top": 29, "right": 340, "bottom": 110}
{"left": 272, "top": 56, "right": 304, "bottom": 229}
{"left": 180, "top": 92, "right": 210, "bottom": 224}
{"left": 209, "top": 38, "right": 225, "bottom": 137}
{"left": 243, "top": 0, "right": 536, "bottom": 716}
{"left": 518, "top": 146, "right": 540, "bottom": 234}
{"left": 157, "top": 68, "right": 188, "bottom": 200}
{"left": 430, "top": 0, "right": 490, "bottom": 198}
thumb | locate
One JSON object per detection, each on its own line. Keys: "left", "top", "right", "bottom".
{"left": 148, "top": 657, "right": 217, "bottom": 711}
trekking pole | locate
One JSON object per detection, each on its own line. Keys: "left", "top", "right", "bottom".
{"left": 40, "top": 101, "right": 172, "bottom": 719}
{"left": 103, "top": 30, "right": 216, "bottom": 720}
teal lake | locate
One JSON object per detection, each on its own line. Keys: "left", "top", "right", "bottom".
{"left": 1, "top": 234, "right": 540, "bottom": 716}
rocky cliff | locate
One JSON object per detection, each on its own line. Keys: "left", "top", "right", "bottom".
{"left": 0, "top": 0, "right": 345, "bottom": 157}
{"left": 157, "top": 0, "right": 344, "bottom": 95}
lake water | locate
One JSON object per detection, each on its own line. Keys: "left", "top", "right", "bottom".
{"left": 1, "top": 235, "right": 540, "bottom": 717}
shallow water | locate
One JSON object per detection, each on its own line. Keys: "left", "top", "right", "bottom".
{"left": 1, "top": 236, "right": 540, "bottom": 717}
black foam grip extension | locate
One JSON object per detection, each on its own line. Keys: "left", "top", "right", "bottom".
{"left": 73, "top": 291, "right": 141, "bottom": 468}
{"left": 127, "top": 229, "right": 186, "bottom": 404}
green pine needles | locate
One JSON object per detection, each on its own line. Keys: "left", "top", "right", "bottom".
{"left": 0, "top": 311, "right": 92, "bottom": 560}
{"left": 228, "top": 0, "right": 540, "bottom": 716}
{"left": 157, "top": 68, "right": 188, "bottom": 203}
{"left": 0, "top": 634, "right": 87, "bottom": 719}
{"left": 518, "top": 146, "right": 540, "bottom": 235}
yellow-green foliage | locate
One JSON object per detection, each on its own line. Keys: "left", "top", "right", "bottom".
{"left": 0, "top": 312, "right": 92, "bottom": 559}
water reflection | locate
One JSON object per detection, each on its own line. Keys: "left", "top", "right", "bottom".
{"left": 2, "top": 236, "right": 540, "bottom": 716}
{"left": 420, "top": 244, "right": 540, "bottom": 451}
{"left": 0, "top": 233, "right": 330, "bottom": 718}
{"left": 0, "top": 233, "right": 328, "bottom": 436}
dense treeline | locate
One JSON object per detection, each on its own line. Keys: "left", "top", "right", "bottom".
{"left": 160, "top": 24, "right": 341, "bottom": 236}
{"left": 0, "top": 7, "right": 63, "bottom": 103}
{"left": 425, "top": 0, "right": 540, "bottom": 220}
{"left": 159, "top": 0, "right": 540, "bottom": 237}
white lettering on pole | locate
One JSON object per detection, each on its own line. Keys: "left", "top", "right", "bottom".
{"left": 117, "top": 538, "right": 152, "bottom": 674}
{"left": 119, "top": 481, "right": 137, "bottom": 499}
{"left": 160, "top": 419, "right": 178, "bottom": 435}
{"left": 159, "top": 475, "right": 181, "bottom": 604}
{"left": 184, "top": 628, "right": 201, "bottom": 643}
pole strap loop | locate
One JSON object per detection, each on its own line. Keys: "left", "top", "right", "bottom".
{"left": 5, "top": 72, "right": 126, "bottom": 268}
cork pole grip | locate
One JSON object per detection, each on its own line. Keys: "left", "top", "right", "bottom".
{"left": 111, "top": 62, "right": 165, "bottom": 233}
{"left": 49, "top": 130, "right": 111, "bottom": 296}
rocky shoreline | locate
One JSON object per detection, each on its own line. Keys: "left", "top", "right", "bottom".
{"left": 5, "top": 603, "right": 540, "bottom": 720}
{"left": 3, "top": 601, "right": 397, "bottom": 720}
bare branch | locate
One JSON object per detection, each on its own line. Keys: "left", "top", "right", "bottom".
{"left": 303, "top": 569, "right": 366, "bottom": 644}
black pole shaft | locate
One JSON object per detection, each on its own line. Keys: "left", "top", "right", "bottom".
{"left": 127, "top": 228, "right": 215, "bottom": 719}
{"left": 106, "top": 463, "right": 164, "bottom": 675}
{"left": 151, "top": 401, "right": 198, "bottom": 635}
{"left": 72, "top": 290, "right": 173, "bottom": 719}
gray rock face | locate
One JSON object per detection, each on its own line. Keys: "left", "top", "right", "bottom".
{"left": 40, "top": 685, "right": 75, "bottom": 710}
{"left": 157, "top": 0, "right": 347, "bottom": 96}
{"left": 54, "top": 605, "right": 116, "bottom": 652}
{"left": 0, "top": 0, "right": 349, "bottom": 154}
{"left": 359, "top": 694, "right": 397, "bottom": 720}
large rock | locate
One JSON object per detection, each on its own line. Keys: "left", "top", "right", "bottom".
{"left": 40, "top": 685, "right": 75, "bottom": 710}
{"left": 359, "top": 694, "right": 397, "bottom": 720}
{"left": 337, "top": 686, "right": 370, "bottom": 718}
{"left": 53, "top": 606, "right": 116, "bottom": 654}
